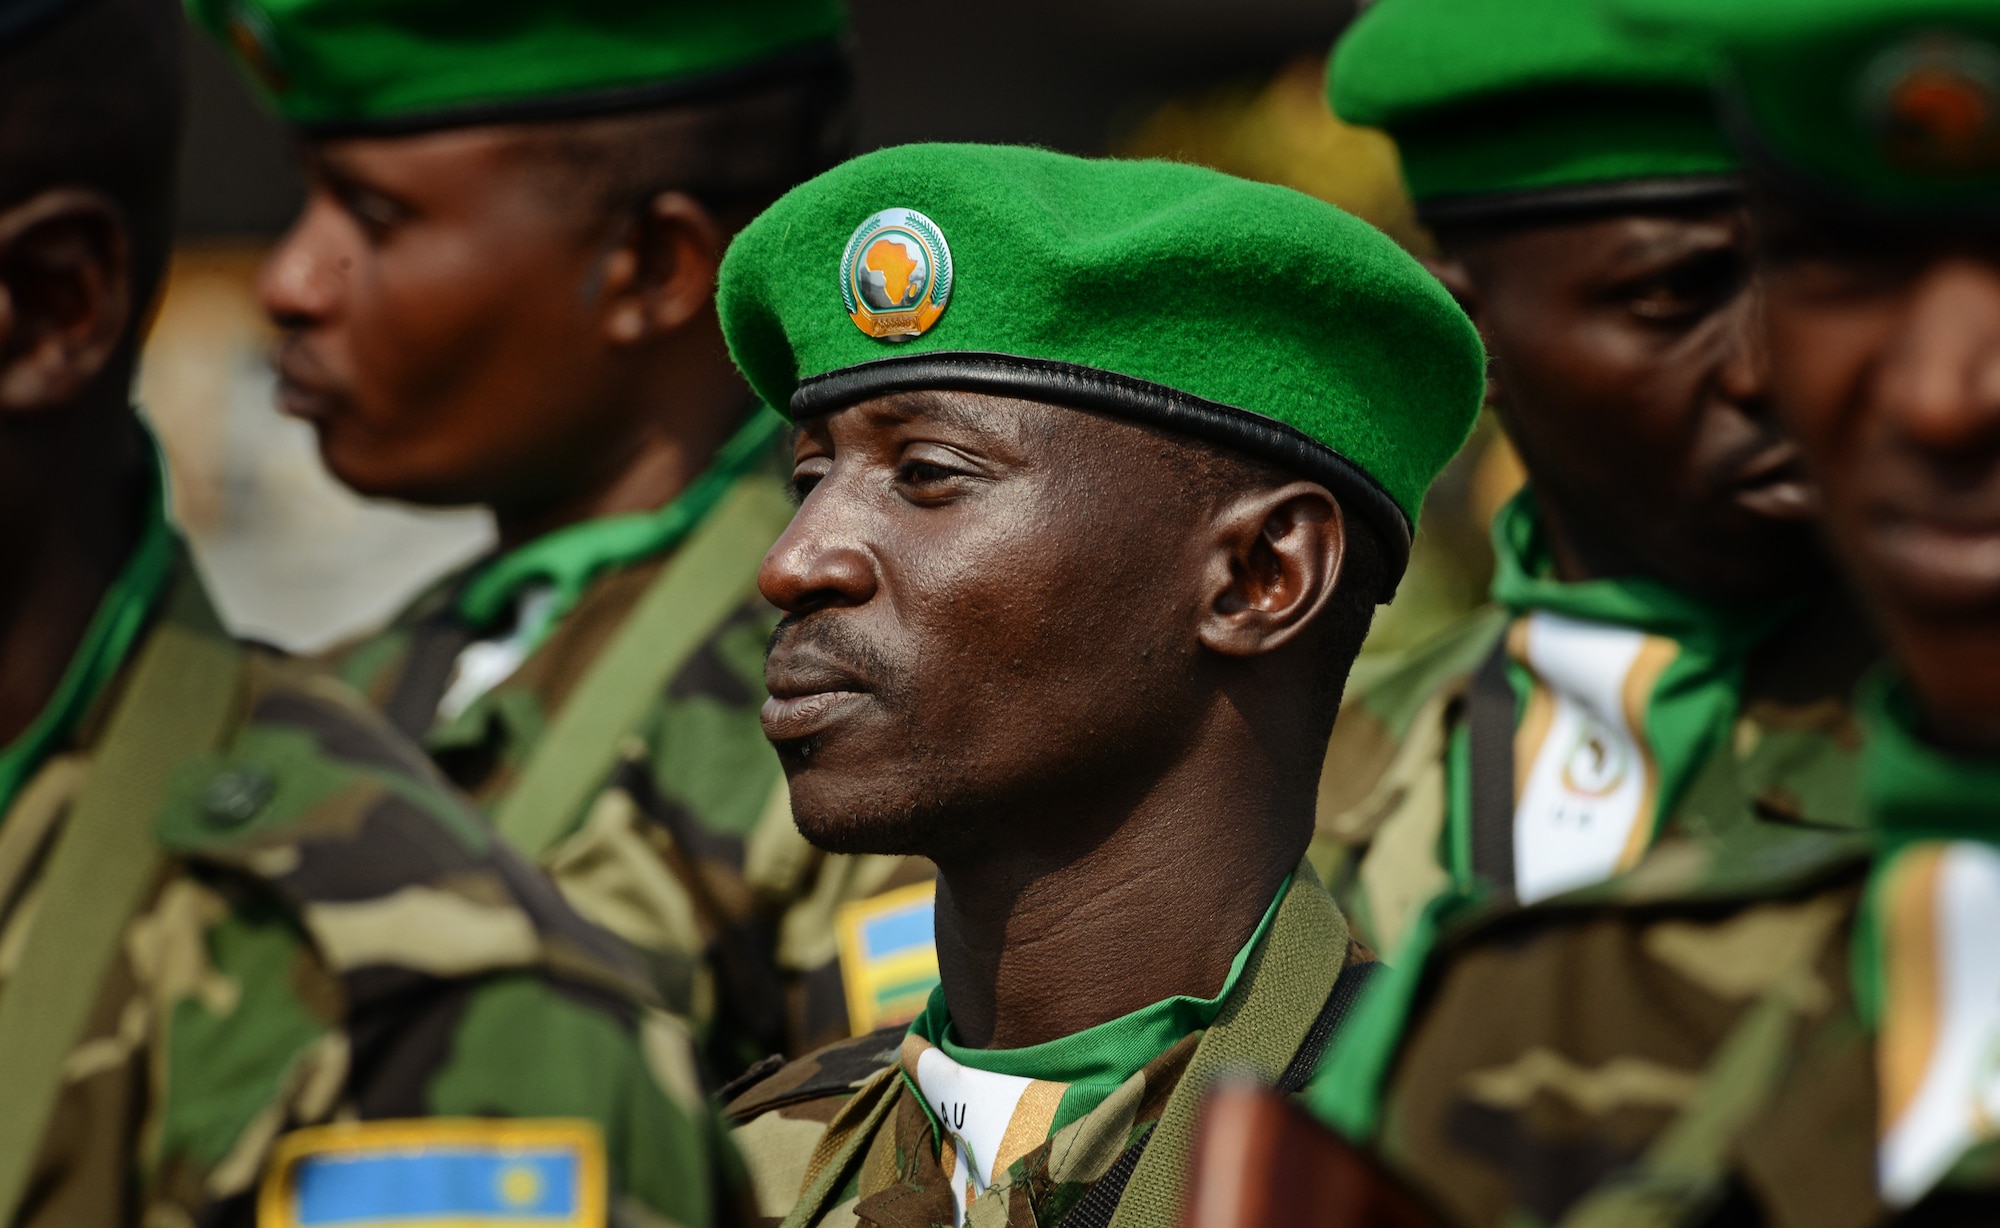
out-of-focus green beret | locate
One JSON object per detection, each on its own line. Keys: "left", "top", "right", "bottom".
{"left": 1330, "top": 0, "right": 1739, "bottom": 224}
{"left": 716, "top": 143, "right": 1488, "bottom": 596}
{"left": 1612, "top": 0, "right": 2000, "bottom": 214}
{"left": 186, "top": 0, "right": 845, "bottom": 134}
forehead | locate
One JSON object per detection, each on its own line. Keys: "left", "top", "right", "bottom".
{"left": 804, "top": 389, "right": 1068, "bottom": 444}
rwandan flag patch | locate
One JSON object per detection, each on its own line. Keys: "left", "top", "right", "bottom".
{"left": 836, "top": 880, "right": 941, "bottom": 1035}
{"left": 258, "top": 1118, "right": 605, "bottom": 1227}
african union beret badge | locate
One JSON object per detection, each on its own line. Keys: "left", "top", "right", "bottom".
{"left": 841, "top": 208, "right": 953, "bottom": 341}
{"left": 1861, "top": 32, "right": 2000, "bottom": 176}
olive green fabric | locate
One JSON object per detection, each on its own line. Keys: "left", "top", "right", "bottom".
{"left": 1615, "top": 0, "right": 2000, "bottom": 213}
{"left": 0, "top": 557, "right": 741, "bottom": 1227}
{"left": 1308, "top": 491, "right": 1873, "bottom": 957}
{"left": 1329, "top": 0, "right": 1738, "bottom": 208}
{"left": 717, "top": 143, "right": 1485, "bottom": 534}
{"left": 185, "top": 0, "right": 844, "bottom": 130}
{"left": 1298, "top": 676, "right": 2000, "bottom": 1226}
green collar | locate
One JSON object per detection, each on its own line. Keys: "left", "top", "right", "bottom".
{"left": 1489, "top": 489, "right": 1799, "bottom": 647}
{"left": 1860, "top": 673, "right": 2000, "bottom": 851}
{"left": 0, "top": 438, "right": 179, "bottom": 819}
{"left": 454, "top": 408, "right": 785, "bottom": 633}
{"left": 906, "top": 873, "right": 1291, "bottom": 1135}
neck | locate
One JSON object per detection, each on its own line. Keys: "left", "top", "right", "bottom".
{"left": 491, "top": 325, "right": 754, "bottom": 551}
{"left": 929, "top": 735, "right": 1308, "bottom": 1051}
{"left": 0, "top": 393, "right": 149, "bottom": 747}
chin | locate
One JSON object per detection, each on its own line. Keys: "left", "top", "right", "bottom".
{"left": 784, "top": 769, "right": 969, "bottom": 858}
{"left": 317, "top": 434, "right": 479, "bottom": 508}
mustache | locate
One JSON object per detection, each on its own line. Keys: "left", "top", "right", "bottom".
{"left": 766, "top": 613, "right": 897, "bottom": 686}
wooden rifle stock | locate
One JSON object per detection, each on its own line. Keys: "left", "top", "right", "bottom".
{"left": 1182, "top": 1082, "right": 1444, "bottom": 1228}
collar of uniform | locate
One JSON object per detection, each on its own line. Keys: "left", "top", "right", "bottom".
{"left": 453, "top": 407, "right": 784, "bottom": 635}
{"left": 901, "top": 872, "right": 1291, "bottom": 1145}
{"left": 0, "top": 426, "right": 179, "bottom": 819}
{"left": 1859, "top": 672, "right": 2000, "bottom": 851}
{"left": 1489, "top": 488, "right": 1801, "bottom": 649}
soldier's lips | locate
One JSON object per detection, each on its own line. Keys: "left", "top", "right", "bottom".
{"left": 761, "top": 689, "right": 868, "bottom": 741}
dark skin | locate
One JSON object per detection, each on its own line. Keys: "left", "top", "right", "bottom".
{"left": 758, "top": 390, "right": 1351, "bottom": 1049}
{"left": 1756, "top": 199, "right": 2000, "bottom": 751}
{"left": 259, "top": 127, "right": 748, "bottom": 549}
{"left": 0, "top": 187, "right": 152, "bottom": 749}
{"left": 1435, "top": 206, "right": 1823, "bottom": 600}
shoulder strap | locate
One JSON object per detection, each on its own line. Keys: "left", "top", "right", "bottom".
{"left": 0, "top": 587, "right": 244, "bottom": 1224}
{"left": 1059, "top": 955, "right": 1381, "bottom": 1228}
{"left": 491, "top": 475, "right": 796, "bottom": 858}
{"left": 1466, "top": 635, "right": 1518, "bottom": 898}
{"left": 1093, "top": 868, "right": 1350, "bottom": 1228}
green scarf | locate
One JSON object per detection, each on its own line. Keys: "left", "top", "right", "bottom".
{"left": 904, "top": 874, "right": 1289, "bottom": 1141}
{"left": 0, "top": 436, "right": 178, "bottom": 820}
{"left": 453, "top": 407, "right": 785, "bottom": 637}
{"left": 1850, "top": 674, "right": 2000, "bottom": 1207}
{"left": 1852, "top": 674, "right": 2000, "bottom": 1030}
{"left": 1452, "top": 493, "right": 1800, "bottom": 887}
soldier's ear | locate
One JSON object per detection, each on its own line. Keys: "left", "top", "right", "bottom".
{"left": 595, "top": 189, "right": 725, "bottom": 345}
{"left": 1196, "top": 482, "right": 1346, "bottom": 660}
{"left": 0, "top": 188, "right": 132, "bottom": 414}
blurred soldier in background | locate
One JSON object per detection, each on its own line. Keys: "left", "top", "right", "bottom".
{"left": 193, "top": 0, "right": 938, "bottom": 1079}
{"left": 716, "top": 142, "right": 1480, "bottom": 1228}
{"left": 1310, "top": 0, "right": 1878, "bottom": 958}
{"left": 1296, "top": 1, "right": 2000, "bottom": 1225}
{"left": 0, "top": 0, "right": 740, "bottom": 1222}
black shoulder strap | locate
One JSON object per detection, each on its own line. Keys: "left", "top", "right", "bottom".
{"left": 380, "top": 614, "right": 473, "bottom": 741}
{"left": 1054, "top": 958, "right": 1382, "bottom": 1228}
{"left": 1466, "top": 636, "right": 1518, "bottom": 898}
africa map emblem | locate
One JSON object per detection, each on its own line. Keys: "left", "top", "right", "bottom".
{"left": 1861, "top": 33, "right": 2000, "bottom": 175}
{"left": 842, "top": 208, "right": 953, "bottom": 341}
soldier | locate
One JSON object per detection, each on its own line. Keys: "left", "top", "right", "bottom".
{"left": 0, "top": 0, "right": 738, "bottom": 1222}
{"left": 1300, "top": 2, "right": 2000, "bottom": 1224}
{"left": 714, "top": 143, "right": 1484, "bottom": 1228}
{"left": 1313, "top": 0, "right": 1878, "bottom": 957}
{"left": 191, "top": 0, "right": 933, "bottom": 1075}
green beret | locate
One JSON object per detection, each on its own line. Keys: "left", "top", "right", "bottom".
{"left": 1330, "top": 0, "right": 1740, "bottom": 223}
{"left": 186, "top": 0, "right": 845, "bottom": 133}
{"left": 716, "top": 143, "right": 1486, "bottom": 595}
{"left": 1612, "top": 0, "right": 2000, "bottom": 214}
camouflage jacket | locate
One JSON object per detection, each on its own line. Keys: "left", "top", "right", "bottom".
{"left": 328, "top": 463, "right": 934, "bottom": 1078}
{"left": 1311, "top": 589, "right": 1878, "bottom": 958}
{"left": 5, "top": 560, "right": 739, "bottom": 1228}
{"left": 725, "top": 865, "right": 1372, "bottom": 1228}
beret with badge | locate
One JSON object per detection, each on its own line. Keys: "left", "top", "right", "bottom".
{"left": 715, "top": 142, "right": 1487, "bottom": 600}
{"left": 185, "top": 0, "right": 845, "bottom": 134}
{"left": 1329, "top": 0, "right": 1741, "bottom": 226}
{"left": 1610, "top": 0, "right": 2000, "bottom": 215}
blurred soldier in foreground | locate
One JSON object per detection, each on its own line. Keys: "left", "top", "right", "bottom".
{"left": 194, "top": 0, "right": 934, "bottom": 1077}
{"left": 1314, "top": 0, "right": 1876, "bottom": 957}
{"left": 1296, "top": 1, "right": 2000, "bottom": 1224}
{"left": 717, "top": 143, "right": 1482, "bottom": 1228}
{"left": 0, "top": 0, "right": 739, "bottom": 1223}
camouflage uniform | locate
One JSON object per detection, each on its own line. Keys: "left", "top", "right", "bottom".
{"left": 329, "top": 423, "right": 932, "bottom": 1075}
{"left": 1, "top": 501, "right": 736, "bottom": 1224}
{"left": 1306, "top": 682, "right": 2000, "bottom": 1228}
{"left": 1311, "top": 493, "right": 1876, "bottom": 957}
{"left": 726, "top": 867, "right": 1374, "bottom": 1228}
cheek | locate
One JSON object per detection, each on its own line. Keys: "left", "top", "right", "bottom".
{"left": 346, "top": 235, "right": 594, "bottom": 427}
{"left": 1764, "top": 299, "right": 1879, "bottom": 469}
